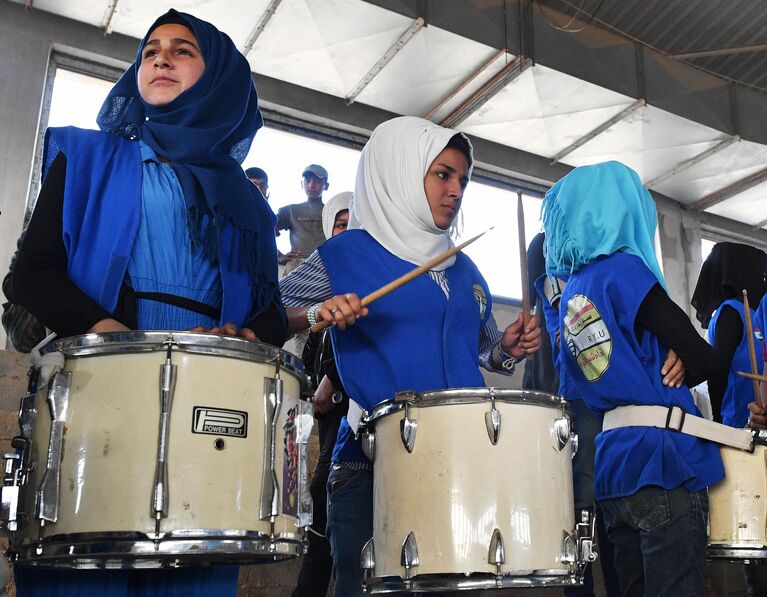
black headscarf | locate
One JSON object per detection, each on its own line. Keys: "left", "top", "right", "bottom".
{"left": 691, "top": 242, "right": 767, "bottom": 328}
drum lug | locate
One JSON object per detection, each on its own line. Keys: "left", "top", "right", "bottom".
{"left": 400, "top": 531, "right": 419, "bottom": 578}
{"left": 553, "top": 416, "right": 571, "bottom": 451}
{"left": 260, "top": 375, "right": 283, "bottom": 520}
{"left": 296, "top": 405, "right": 314, "bottom": 529}
{"left": 18, "top": 392, "right": 37, "bottom": 442}
{"left": 35, "top": 371, "right": 71, "bottom": 523}
{"left": 561, "top": 530, "right": 577, "bottom": 567}
{"left": 361, "top": 536, "right": 376, "bottom": 574}
{"left": 487, "top": 528, "right": 505, "bottom": 575}
{"left": 362, "top": 431, "right": 376, "bottom": 461}
{"left": 570, "top": 432, "right": 579, "bottom": 459}
{"left": 485, "top": 403, "right": 502, "bottom": 445}
{"left": 400, "top": 404, "right": 418, "bottom": 453}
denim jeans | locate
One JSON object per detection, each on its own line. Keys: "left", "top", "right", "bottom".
{"left": 326, "top": 465, "right": 373, "bottom": 597}
{"left": 599, "top": 486, "right": 708, "bottom": 597}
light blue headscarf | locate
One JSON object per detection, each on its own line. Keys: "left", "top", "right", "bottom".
{"left": 542, "top": 161, "right": 667, "bottom": 291}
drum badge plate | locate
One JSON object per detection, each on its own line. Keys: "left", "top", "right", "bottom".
{"left": 192, "top": 407, "right": 248, "bottom": 438}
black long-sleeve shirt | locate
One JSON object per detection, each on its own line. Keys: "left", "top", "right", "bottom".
{"left": 635, "top": 284, "right": 728, "bottom": 418}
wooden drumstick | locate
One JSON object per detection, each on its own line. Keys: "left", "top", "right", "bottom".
{"left": 737, "top": 371, "right": 767, "bottom": 383}
{"left": 742, "top": 289, "right": 762, "bottom": 406}
{"left": 517, "top": 191, "right": 531, "bottom": 328}
{"left": 310, "top": 228, "right": 492, "bottom": 333}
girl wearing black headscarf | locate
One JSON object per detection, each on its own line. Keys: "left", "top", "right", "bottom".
{"left": 13, "top": 9, "right": 283, "bottom": 596}
{"left": 691, "top": 242, "right": 767, "bottom": 426}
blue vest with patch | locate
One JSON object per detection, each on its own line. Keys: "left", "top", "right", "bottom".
{"left": 317, "top": 230, "right": 491, "bottom": 462}
{"left": 558, "top": 252, "right": 724, "bottom": 500}
{"left": 709, "top": 299, "right": 755, "bottom": 428}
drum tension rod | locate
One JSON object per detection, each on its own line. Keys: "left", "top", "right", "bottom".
{"left": 152, "top": 342, "right": 177, "bottom": 543}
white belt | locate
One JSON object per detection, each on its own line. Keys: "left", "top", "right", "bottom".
{"left": 603, "top": 405, "right": 754, "bottom": 452}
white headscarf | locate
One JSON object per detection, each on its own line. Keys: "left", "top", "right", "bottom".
{"left": 322, "top": 192, "right": 353, "bottom": 240}
{"left": 349, "top": 116, "right": 473, "bottom": 271}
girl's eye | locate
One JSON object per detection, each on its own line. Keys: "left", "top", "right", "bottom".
{"left": 436, "top": 171, "right": 448, "bottom": 181}
{"left": 143, "top": 50, "right": 156, "bottom": 59}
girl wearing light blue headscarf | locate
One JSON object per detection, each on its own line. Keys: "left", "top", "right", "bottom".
{"left": 542, "top": 161, "right": 725, "bottom": 597}
{"left": 542, "top": 160, "right": 666, "bottom": 290}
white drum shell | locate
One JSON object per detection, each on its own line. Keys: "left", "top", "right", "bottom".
{"left": 14, "top": 332, "right": 308, "bottom": 565}
{"left": 709, "top": 445, "right": 767, "bottom": 548}
{"left": 369, "top": 393, "right": 575, "bottom": 579}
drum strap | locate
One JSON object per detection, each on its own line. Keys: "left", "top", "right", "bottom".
{"left": 603, "top": 405, "right": 754, "bottom": 451}
{"left": 133, "top": 291, "right": 221, "bottom": 320}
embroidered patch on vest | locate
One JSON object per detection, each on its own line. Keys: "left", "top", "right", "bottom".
{"left": 473, "top": 284, "right": 487, "bottom": 320}
{"left": 564, "top": 294, "right": 612, "bottom": 382}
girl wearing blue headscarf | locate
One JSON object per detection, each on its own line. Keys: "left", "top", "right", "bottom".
{"left": 13, "top": 9, "right": 284, "bottom": 343}
{"left": 542, "top": 161, "right": 726, "bottom": 596}
{"left": 12, "top": 9, "right": 284, "bottom": 597}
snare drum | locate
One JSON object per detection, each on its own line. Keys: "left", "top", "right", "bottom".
{"left": 1, "top": 331, "right": 311, "bottom": 568}
{"left": 708, "top": 445, "right": 767, "bottom": 561}
{"left": 360, "top": 388, "right": 595, "bottom": 593}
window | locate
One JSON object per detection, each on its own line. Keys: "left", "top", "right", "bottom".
{"left": 456, "top": 189, "right": 542, "bottom": 301}
{"left": 38, "top": 60, "right": 539, "bottom": 301}
{"left": 701, "top": 238, "right": 716, "bottom": 263}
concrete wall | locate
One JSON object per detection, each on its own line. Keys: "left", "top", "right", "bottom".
{"left": 0, "top": 1, "right": 137, "bottom": 348}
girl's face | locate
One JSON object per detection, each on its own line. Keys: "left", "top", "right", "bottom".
{"left": 137, "top": 23, "right": 205, "bottom": 106}
{"left": 332, "top": 210, "right": 349, "bottom": 237}
{"left": 423, "top": 147, "right": 470, "bottom": 230}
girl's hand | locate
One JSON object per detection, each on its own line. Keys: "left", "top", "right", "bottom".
{"left": 501, "top": 313, "right": 541, "bottom": 358}
{"left": 316, "top": 293, "right": 368, "bottom": 331}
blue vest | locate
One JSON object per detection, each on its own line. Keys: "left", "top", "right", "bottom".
{"left": 709, "top": 300, "right": 755, "bottom": 428}
{"left": 559, "top": 252, "right": 724, "bottom": 500}
{"left": 43, "top": 127, "right": 258, "bottom": 326}
{"left": 318, "top": 230, "right": 491, "bottom": 462}
{"left": 755, "top": 295, "right": 767, "bottom": 379}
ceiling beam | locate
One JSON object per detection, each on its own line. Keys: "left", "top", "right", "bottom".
{"left": 688, "top": 166, "right": 767, "bottom": 211}
{"left": 753, "top": 218, "right": 767, "bottom": 231}
{"left": 673, "top": 43, "right": 767, "bottom": 61}
{"left": 646, "top": 135, "right": 740, "bottom": 189}
{"left": 550, "top": 98, "right": 646, "bottom": 165}
{"left": 424, "top": 48, "right": 506, "bottom": 121}
{"left": 101, "top": 0, "right": 120, "bottom": 35}
{"left": 439, "top": 55, "right": 530, "bottom": 129}
{"left": 241, "top": 0, "right": 284, "bottom": 56}
{"left": 345, "top": 17, "right": 425, "bottom": 106}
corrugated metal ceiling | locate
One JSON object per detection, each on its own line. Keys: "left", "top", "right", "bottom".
{"left": 9, "top": 0, "right": 767, "bottom": 231}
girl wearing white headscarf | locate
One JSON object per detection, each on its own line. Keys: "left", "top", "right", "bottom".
{"left": 280, "top": 116, "right": 540, "bottom": 597}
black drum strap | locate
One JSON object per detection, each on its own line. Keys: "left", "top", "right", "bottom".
{"left": 133, "top": 291, "right": 221, "bottom": 320}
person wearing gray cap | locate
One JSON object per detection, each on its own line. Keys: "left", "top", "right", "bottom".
{"left": 275, "top": 164, "right": 329, "bottom": 275}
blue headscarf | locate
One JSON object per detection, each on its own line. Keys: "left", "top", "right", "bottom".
{"left": 542, "top": 161, "right": 667, "bottom": 291}
{"left": 96, "top": 9, "right": 278, "bottom": 315}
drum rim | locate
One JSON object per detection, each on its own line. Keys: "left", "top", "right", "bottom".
{"left": 11, "top": 528, "right": 304, "bottom": 568}
{"left": 363, "top": 570, "right": 581, "bottom": 593}
{"left": 43, "top": 331, "right": 305, "bottom": 378}
{"left": 366, "top": 388, "right": 567, "bottom": 423}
